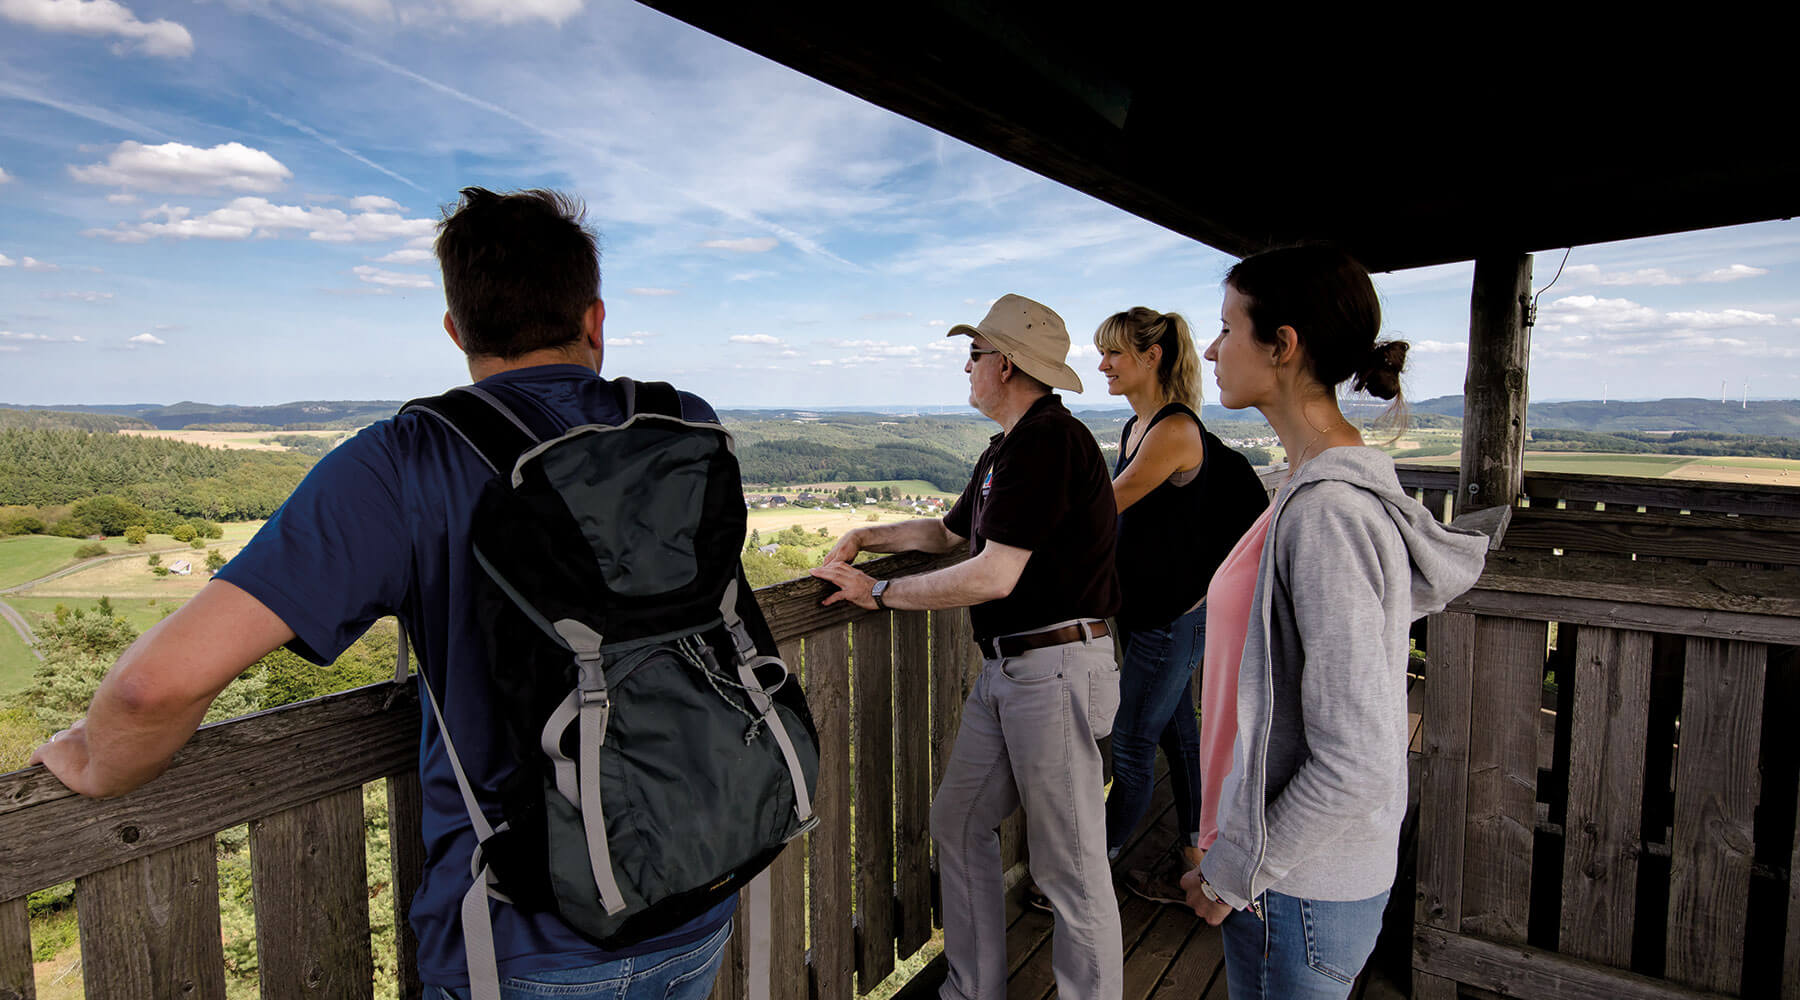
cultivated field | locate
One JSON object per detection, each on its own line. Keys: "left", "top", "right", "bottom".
{"left": 1395, "top": 451, "right": 1800, "bottom": 486}
{"left": 746, "top": 506, "right": 936, "bottom": 537}
{"left": 116, "top": 428, "right": 345, "bottom": 450}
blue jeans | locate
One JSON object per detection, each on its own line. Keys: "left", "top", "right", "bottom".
{"left": 427, "top": 919, "right": 731, "bottom": 1000}
{"left": 1220, "top": 891, "right": 1388, "bottom": 1000}
{"left": 1104, "top": 606, "right": 1205, "bottom": 856}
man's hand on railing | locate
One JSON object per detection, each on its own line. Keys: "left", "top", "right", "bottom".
{"left": 810, "top": 561, "right": 878, "bottom": 610}
{"left": 28, "top": 716, "right": 100, "bottom": 795}
{"left": 820, "top": 528, "right": 866, "bottom": 567}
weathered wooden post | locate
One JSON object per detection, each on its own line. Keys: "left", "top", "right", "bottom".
{"left": 1458, "top": 253, "right": 1534, "bottom": 516}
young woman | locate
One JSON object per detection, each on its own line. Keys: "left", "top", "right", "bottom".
{"left": 1181, "top": 246, "right": 1487, "bottom": 999}
{"left": 1094, "top": 307, "right": 1267, "bottom": 901}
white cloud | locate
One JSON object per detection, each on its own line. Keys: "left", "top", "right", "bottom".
{"left": 0, "top": 254, "right": 12, "bottom": 267}
{"left": 1559, "top": 262, "right": 1770, "bottom": 288}
{"left": 605, "top": 336, "right": 644, "bottom": 347}
{"left": 439, "top": 0, "right": 582, "bottom": 24}
{"left": 106, "top": 192, "right": 137, "bottom": 203}
{"left": 375, "top": 248, "right": 436, "bottom": 264}
{"left": 809, "top": 359, "right": 835, "bottom": 367}
{"left": 0, "top": 166, "right": 10, "bottom": 183}
{"left": 1700, "top": 264, "right": 1769, "bottom": 283}
{"left": 353, "top": 265, "right": 434, "bottom": 289}
{"left": 1067, "top": 343, "right": 1098, "bottom": 360}
{"left": 0, "top": 0, "right": 193, "bottom": 57}
{"left": 45, "top": 290, "right": 112, "bottom": 301}
{"left": 348, "top": 195, "right": 405, "bottom": 212}
{"left": 1411, "top": 340, "right": 1468, "bottom": 354}
{"left": 1663, "top": 308, "right": 1778, "bottom": 329}
{"left": 728, "top": 270, "right": 774, "bottom": 282}
{"left": 70, "top": 141, "right": 292, "bottom": 193}
{"left": 926, "top": 339, "right": 962, "bottom": 353}
{"left": 128, "top": 332, "right": 164, "bottom": 345}
{"left": 86, "top": 197, "right": 436, "bottom": 244}
{"left": 926, "top": 319, "right": 946, "bottom": 327}
{"left": 702, "top": 237, "right": 779, "bottom": 253}
{"left": 626, "top": 287, "right": 678, "bottom": 296}
{"left": 22, "top": 256, "right": 57, "bottom": 271}
{"left": 730, "top": 334, "right": 782, "bottom": 345}
{"left": 1, "top": 330, "right": 82, "bottom": 344}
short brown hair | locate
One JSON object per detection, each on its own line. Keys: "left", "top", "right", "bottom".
{"left": 436, "top": 187, "right": 599, "bottom": 359}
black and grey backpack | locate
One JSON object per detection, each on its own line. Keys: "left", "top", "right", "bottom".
{"left": 398, "top": 379, "right": 819, "bottom": 999}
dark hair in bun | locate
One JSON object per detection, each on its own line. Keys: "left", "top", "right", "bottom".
{"left": 1354, "top": 340, "right": 1408, "bottom": 400}
{"left": 1225, "top": 244, "right": 1409, "bottom": 425}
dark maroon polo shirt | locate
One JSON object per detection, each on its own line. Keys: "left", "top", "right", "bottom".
{"left": 943, "top": 393, "right": 1121, "bottom": 642}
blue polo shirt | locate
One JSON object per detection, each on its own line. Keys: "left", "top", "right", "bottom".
{"left": 218, "top": 364, "right": 733, "bottom": 987}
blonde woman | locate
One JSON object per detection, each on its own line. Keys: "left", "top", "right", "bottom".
{"left": 1093, "top": 307, "right": 1267, "bottom": 902}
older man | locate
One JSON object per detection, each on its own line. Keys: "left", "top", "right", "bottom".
{"left": 812, "top": 294, "right": 1122, "bottom": 1000}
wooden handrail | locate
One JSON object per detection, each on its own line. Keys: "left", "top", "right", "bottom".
{"left": 0, "top": 550, "right": 968, "bottom": 1000}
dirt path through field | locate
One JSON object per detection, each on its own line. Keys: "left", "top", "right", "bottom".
{"left": 0, "top": 599, "right": 40, "bottom": 657}
{"left": 0, "top": 542, "right": 201, "bottom": 595}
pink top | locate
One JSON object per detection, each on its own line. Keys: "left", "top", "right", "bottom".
{"left": 1197, "top": 505, "right": 1273, "bottom": 850}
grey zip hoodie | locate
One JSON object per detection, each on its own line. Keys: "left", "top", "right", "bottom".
{"left": 1200, "top": 446, "right": 1487, "bottom": 907}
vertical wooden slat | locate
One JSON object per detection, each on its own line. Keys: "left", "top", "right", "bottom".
{"left": 250, "top": 787, "right": 374, "bottom": 999}
{"left": 0, "top": 896, "right": 34, "bottom": 1000}
{"left": 385, "top": 771, "right": 426, "bottom": 1000}
{"left": 853, "top": 612, "right": 897, "bottom": 987}
{"left": 892, "top": 610, "right": 934, "bottom": 956}
{"left": 930, "top": 607, "right": 977, "bottom": 926}
{"left": 1666, "top": 637, "right": 1766, "bottom": 994}
{"left": 806, "top": 625, "right": 854, "bottom": 1000}
{"left": 770, "top": 636, "right": 809, "bottom": 1000}
{"left": 1414, "top": 611, "right": 1476, "bottom": 999}
{"left": 75, "top": 838, "right": 226, "bottom": 1000}
{"left": 1460, "top": 616, "right": 1546, "bottom": 944}
{"left": 1560, "top": 627, "right": 1653, "bottom": 967}
{"left": 1784, "top": 757, "right": 1800, "bottom": 998}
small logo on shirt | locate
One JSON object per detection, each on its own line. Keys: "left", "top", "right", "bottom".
{"left": 980, "top": 467, "right": 994, "bottom": 498}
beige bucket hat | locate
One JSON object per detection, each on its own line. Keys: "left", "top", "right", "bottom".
{"left": 946, "top": 293, "right": 1083, "bottom": 393}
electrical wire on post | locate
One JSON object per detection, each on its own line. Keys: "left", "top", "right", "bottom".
{"left": 1524, "top": 247, "right": 1571, "bottom": 329}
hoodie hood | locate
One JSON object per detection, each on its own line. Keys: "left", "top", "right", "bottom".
{"left": 1282, "top": 445, "right": 1489, "bottom": 618}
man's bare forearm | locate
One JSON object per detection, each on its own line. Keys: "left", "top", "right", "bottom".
{"left": 852, "top": 517, "right": 961, "bottom": 555}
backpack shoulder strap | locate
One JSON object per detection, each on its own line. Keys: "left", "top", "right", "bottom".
{"left": 400, "top": 386, "right": 542, "bottom": 475}
{"left": 618, "top": 376, "right": 682, "bottom": 420}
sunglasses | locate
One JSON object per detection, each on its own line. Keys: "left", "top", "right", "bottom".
{"left": 969, "top": 348, "right": 1004, "bottom": 364}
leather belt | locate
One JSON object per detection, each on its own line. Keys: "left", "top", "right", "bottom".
{"left": 978, "top": 620, "right": 1109, "bottom": 660}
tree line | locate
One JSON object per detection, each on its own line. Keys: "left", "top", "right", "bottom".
{"left": 1529, "top": 429, "right": 1800, "bottom": 459}
{"left": 0, "top": 428, "right": 314, "bottom": 525}
{"left": 737, "top": 439, "right": 972, "bottom": 492}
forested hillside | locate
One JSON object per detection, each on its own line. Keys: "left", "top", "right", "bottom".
{"left": 0, "top": 428, "right": 314, "bottom": 521}
{"left": 0, "top": 407, "right": 153, "bottom": 432}
{"left": 15, "top": 400, "right": 400, "bottom": 430}
{"left": 1413, "top": 395, "right": 1800, "bottom": 437}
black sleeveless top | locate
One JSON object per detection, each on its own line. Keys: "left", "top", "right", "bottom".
{"left": 1113, "top": 403, "right": 1270, "bottom": 629}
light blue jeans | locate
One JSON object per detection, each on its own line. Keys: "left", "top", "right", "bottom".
{"left": 1220, "top": 890, "right": 1388, "bottom": 1000}
{"left": 427, "top": 919, "right": 731, "bottom": 1000}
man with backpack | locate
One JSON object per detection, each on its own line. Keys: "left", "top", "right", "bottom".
{"left": 30, "top": 188, "right": 762, "bottom": 1000}
{"left": 811, "top": 295, "right": 1123, "bottom": 1000}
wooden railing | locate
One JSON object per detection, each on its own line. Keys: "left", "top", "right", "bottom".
{"left": 1411, "top": 512, "right": 1800, "bottom": 996}
{"left": 0, "top": 550, "right": 1008, "bottom": 1000}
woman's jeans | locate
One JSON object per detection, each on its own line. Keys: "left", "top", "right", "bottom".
{"left": 1221, "top": 891, "right": 1388, "bottom": 1000}
{"left": 427, "top": 919, "right": 731, "bottom": 1000}
{"left": 1104, "top": 605, "right": 1205, "bottom": 856}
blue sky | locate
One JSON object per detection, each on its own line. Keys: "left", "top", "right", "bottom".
{"left": 2, "top": 0, "right": 1797, "bottom": 409}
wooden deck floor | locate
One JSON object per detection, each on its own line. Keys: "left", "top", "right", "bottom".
{"left": 896, "top": 767, "right": 1408, "bottom": 1000}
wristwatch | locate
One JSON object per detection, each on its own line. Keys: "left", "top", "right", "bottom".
{"left": 871, "top": 579, "right": 891, "bottom": 610}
